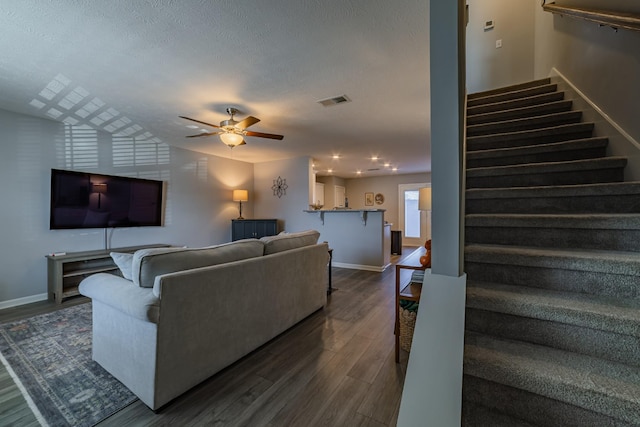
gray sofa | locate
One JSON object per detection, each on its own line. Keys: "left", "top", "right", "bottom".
{"left": 79, "top": 230, "right": 328, "bottom": 410}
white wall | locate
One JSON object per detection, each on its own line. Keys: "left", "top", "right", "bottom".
{"left": 0, "top": 108, "right": 254, "bottom": 306}
{"left": 466, "top": 0, "right": 537, "bottom": 93}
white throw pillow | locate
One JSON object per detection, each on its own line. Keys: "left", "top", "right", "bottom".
{"left": 110, "top": 252, "right": 133, "bottom": 280}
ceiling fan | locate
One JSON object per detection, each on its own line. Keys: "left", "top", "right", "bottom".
{"left": 179, "top": 107, "right": 284, "bottom": 148}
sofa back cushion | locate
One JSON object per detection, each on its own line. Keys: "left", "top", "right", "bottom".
{"left": 132, "top": 239, "right": 264, "bottom": 288}
{"left": 110, "top": 252, "right": 134, "bottom": 280}
{"left": 260, "top": 230, "right": 320, "bottom": 255}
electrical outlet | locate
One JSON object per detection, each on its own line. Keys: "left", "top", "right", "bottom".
{"left": 496, "top": 39, "right": 503, "bottom": 48}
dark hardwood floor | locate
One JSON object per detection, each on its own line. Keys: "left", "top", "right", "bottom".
{"left": 0, "top": 247, "right": 420, "bottom": 427}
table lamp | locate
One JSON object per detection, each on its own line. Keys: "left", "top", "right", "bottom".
{"left": 233, "top": 189, "right": 248, "bottom": 219}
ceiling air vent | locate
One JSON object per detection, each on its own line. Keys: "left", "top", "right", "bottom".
{"left": 367, "top": 168, "right": 380, "bottom": 171}
{"left": 317, "top": 94, "right": 351, "bottom": 107}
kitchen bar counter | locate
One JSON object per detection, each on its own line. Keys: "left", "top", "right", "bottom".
{"left": 304, "top": 209, "right": 390, "bottom": 272}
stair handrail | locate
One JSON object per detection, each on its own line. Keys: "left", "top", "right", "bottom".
{"left": 542, "top": 2, "right": 640, "bottom": 33}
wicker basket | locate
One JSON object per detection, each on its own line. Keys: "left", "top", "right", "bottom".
{"left": 399, "top": 307, "right": 418, "bottom": 352}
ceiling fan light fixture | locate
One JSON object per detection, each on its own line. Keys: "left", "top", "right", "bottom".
{"left": 220, "top": 132, "right": 244, "bottom": 147}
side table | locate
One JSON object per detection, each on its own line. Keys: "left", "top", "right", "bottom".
{"left": 395, "top": 246, "right": 427, "bottom": 362}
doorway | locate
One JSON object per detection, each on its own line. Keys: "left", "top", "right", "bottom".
{"left": 398, "top": 183, "right": 430, "bottom": 247}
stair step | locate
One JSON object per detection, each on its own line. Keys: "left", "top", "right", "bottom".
{"left": 466, "top": 281, "right": 640, "bottom": 339}
{"left": 468, "top": 84, "right": 558, "bottom": 108}
{"left": 465, "top": 213, "right": 640, "bottom": 251}
{"left": 467, "top": 100, "right": 573, "bottom": 126}
{"left": 463, "top": 78, "right": 640, "bottom": 426}
{"left": 467, "top": 111, "right": 583, "bottom": 137}
{"left": 465, "top": 182, "right": 640, "bottom": 214}
{"left": 466, "top": 306, "right": 640, "bottom": 369}
{"left": 467, "top": 91, "right": 565, "bottom": 116}
{"left": 467, "top": 122, "right": 594, "bottom": 151}
{"left": 463, "top": 374, "right": 638, "bottom": 427}
{"left": 468, "top": 78, "right": 551, "bottom": 100}
{"left": 466, "top": 137, "right": 609, "bottom": 168}
{"left": 466, "top": 157, "right": 626, "bottom": 189}
{"left": 464, "top": 332, "right": 640, "bottom": 425}
{"left": 464, "top": 244, "right": 640, "bottom": 300}
{"left": 462, "top": 399, "right": 536, "bottom": 427}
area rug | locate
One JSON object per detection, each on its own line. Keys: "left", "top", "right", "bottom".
{"left": 0, "top": 303, "right": 137, "bottom": 426}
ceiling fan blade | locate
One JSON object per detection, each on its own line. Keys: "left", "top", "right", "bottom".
{"left": 245, "top": 130, "right": 284, "bottom": 140}
{"left": 179, "top": 116, "right": 221, "bottom": 128}
{"left": 235, "top": 116, "right": 260, "bottom": 130}
{"left": 186, "top": 131, "right": 221, "bottom": 138}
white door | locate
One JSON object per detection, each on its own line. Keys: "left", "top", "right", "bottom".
{"left": 398, "top": 183, "right": 430, "bottom": 247}
{"left": 335, "top": 185, "right": 346, "bottom": 208}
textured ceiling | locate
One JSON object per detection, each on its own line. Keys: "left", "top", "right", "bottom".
{"left": 0, "top": 0, "right": 430, "bottom": 178}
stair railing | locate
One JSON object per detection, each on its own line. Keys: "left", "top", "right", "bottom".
{"left": 542, "top": 1, "right": 640, "bottom": 33}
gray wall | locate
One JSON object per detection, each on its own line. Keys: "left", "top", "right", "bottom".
{"left": 0, "top": 108, "right": 254, "bottom": 306}
{"left": 253, "top": 156, "right": 315, "bottom": 233}
{"left": 534, "top": 0, "right": 640, "bottom": 144}
{"left": 466, "top": 0, "right": 536, "bottom": 93}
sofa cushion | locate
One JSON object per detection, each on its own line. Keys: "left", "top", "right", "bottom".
{"left": 260, "top": 230, "right": 320, "bottom": 255}
{"left": 110, "top": 252, "right": 134, "bottom": 280}
{"left": 132, "top": 240, "right": 264, "bottom": 288}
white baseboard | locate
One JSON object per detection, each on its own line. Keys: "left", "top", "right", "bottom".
{"left": 550, "top": 67, "right": 640, "bottom": 150}
{"left": 332, "top": 262, "right": 391, "bottom": 272}
{"left": 0, "top": 293, "right": 48, "bottom": 311}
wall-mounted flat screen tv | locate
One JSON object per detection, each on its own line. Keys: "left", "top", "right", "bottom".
{"left": 50, "top": 169, "right": 164, "bottom": 229}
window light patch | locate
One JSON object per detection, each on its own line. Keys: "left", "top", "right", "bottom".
{"left": 30, "top": 99, "right": 46, "bottom": 109}
{"left": 46, "top": 108, "right": 63, "bottom": 118}
{"left": 63, "top": 117, "right": 79, "bottom": 125}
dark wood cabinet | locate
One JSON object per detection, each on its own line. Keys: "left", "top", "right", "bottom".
{"left": 232, "top": 219, "right": 278, "bottom": 241}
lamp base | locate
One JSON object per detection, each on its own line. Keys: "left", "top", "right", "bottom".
{"left": 237, "top": 201, "right": 244, "bottom": 220}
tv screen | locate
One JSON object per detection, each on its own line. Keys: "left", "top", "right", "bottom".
{"left": 50, "top": 169, "right": 164, "bottom": 229}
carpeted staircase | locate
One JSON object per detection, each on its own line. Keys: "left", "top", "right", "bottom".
{"left": 462, "top": 78, "right": 640, "bottom": 426}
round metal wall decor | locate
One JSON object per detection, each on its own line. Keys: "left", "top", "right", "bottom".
{"left": 272, "top": 176, "right": 288, "bottom": 198}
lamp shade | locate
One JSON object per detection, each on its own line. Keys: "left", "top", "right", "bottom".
{"left": 418, "top": 187, "right": 432, "bottom": 211}
{"left": 220, "top": 132, "right": 244, "bottom": 147}
{"left": 92, "top": 183, "right": 107, "bottom": 194}
{"left": 233, "top": 189, "right": 248, "bottom": 202}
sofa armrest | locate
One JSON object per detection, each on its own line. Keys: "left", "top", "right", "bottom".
{"left": 79, "top": 273, "right": 160, "bottom": 323}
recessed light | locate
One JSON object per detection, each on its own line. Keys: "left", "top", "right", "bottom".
{"left": 186, "top": 124, "right": 199, "bottom": 129}
{"left": 371, "top": 156, "right": 379, "bottom": 161}
{"left": 392, "top": 167, "right": 398, "bottom": 172}
{"left": 328, "top": 169, "right": 333, "bottom": 173}
{"left": 384, "top": 162, "right": 390, "bottom": 168}
{"left": 332, "top": 155, "right": 340, "bottom": 159}
{"left": 356, "top": 170, "right": 362, "bottom": 175}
